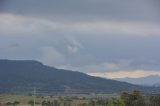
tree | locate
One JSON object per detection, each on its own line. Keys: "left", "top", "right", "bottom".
{"left": 6, "top": 101, "right": 20, "bottom": 106}
{"left": 89, "top": 100, "right": 96, "bottom": 106}
{"left": 96, "top": 99, "right": 108, "bottom": 106}
{"left": 53, "top": 100, "right": 60, "bottom": 106}
{"left": 150, "top": 96, "right": 160, "bottom": 106}
{"left": 108, "top": 98, "right": 125, "bottom": 106}
{"left": 80, "top": 103, "right": 90, "bottom": 106}
{"left": 28, "top": 100, "right": 34, "bottom": 106}
{"left": 6, "top": 102, "right": 12, "bottom": 106}
{"left": 13, "top": 101, "right": 20, "bottom": 106}
{"left": 42, "top": 100, "right": 47, "bottom": 106}
{"left": 121, "top": 90, "right": 146, "bottom": 106}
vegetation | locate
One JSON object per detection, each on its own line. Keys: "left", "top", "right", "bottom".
{"left": 121, "top": 90, "right": 145, "bottom": 106}
{"left": 108, "top": 98, "right": 124, "bottom": 106}
{"left": 1, "top": 90, "right": 160, "bottom": 106}
{"left": 5, "top": 101, "right": 20, "bottom": 106}
{"left": 150, "top": 95, "right": 160, "bottom": 106}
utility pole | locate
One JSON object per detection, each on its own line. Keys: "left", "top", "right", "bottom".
{"left": 33, "top": 87, "right": 36, "bottom": 106}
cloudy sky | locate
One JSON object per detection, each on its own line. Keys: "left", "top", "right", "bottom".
{"left": 1, "top": 0, "right": 160, "bottom": 79}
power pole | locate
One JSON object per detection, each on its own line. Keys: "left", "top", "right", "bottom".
{"left": 33, "top": 87, "right": 36, "bottom": 106}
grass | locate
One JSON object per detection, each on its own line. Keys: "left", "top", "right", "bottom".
{"left": 0, "top": 94, "right": 89, "bottom": 106}
{"left": 0, "top": 93, "right": 120, "bottom": 106}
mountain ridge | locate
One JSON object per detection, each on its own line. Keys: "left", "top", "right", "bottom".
{"left": 0, "top": 59, "right": 157, "bottom": 94}
{"left": 115, "top": 75, "right": 160, "bottom": 86}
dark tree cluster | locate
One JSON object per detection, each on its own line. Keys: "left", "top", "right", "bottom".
{"left": 149, "top": 96, "right": 160, "bottom": 106}
{"left": 121, "top": 90, "right": 145, "bottom": 106}
{"left": 121, "top": 90, "right": 160, "bottom": 106}
{"left": 79, "top": 90, "right": 160, "bottom": 106}
{"left": 42, "top": 100, "right": 71, "bottom": 106}
{"left": 6, "top": 101, "right": 20, "bottom": 106}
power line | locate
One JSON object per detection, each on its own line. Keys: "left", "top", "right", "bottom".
{"left": 33, "top": 87, "right": 36, "bottom": 106}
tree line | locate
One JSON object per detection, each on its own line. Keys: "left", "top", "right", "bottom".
{"left": 81, "top": 90, "right": 160, "bottom": 106}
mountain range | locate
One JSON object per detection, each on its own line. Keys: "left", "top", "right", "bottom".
{"left": 0, "top": 59, "right": 158, "bottom": 94}
{"left": 115, "top": 75, "right": 160, "bottom": 87}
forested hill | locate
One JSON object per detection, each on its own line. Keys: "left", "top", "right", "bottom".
{"left": 0, "top": 59, "right": 147, "bottom": 93}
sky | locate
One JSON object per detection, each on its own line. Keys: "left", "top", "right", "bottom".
{"left": 0, "top": 0, "right": 160, "bottom": 79}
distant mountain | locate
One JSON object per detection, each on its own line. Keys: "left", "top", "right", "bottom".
{"left": 0, "top": 59, "right": 158, "bottom": 94}
{"left": 115, "top": 75, "right": 160, "bottom": 86}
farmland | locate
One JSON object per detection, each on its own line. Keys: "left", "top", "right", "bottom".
{"left": 0, "top": 93, "right": 117, "bottom": 105}
{"left": 0, "top": 91, "right": 160, "bottom": 106}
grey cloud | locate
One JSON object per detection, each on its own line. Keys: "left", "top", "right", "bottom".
{"left": 38, "top": 46, "right": 66, "bottom": 66}
{"left": 1, "top": 0, "right": 160, "bottom": 22}
{"left": 1, "top": 0, "right": 160, "bottom": 74}
{"left": 1, "top": 15, "right": 160, "bottom": 72}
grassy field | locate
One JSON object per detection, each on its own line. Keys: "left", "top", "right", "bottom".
{"left": 0, "top": 93, "right": 120, "bottom": 106}
{"left": 0, "top": 94, "right": 89, "bottom": 106}
{"left": 0, "top": 92, "right": 157, "bottom": 106}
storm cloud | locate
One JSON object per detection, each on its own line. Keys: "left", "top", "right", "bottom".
{"left": 0, "top": 0, "right": 160, "bottom": 78}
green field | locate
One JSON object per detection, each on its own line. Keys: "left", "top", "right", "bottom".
{"left": 0, "top": 94, "right": 89, "bottom": 106}
{"left": 0, "top": 91, "right": 160, "bottom": 106}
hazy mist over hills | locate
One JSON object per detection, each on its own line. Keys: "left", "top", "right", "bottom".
{"left": 115, "top": 75, "right": 160, "bottom": 86}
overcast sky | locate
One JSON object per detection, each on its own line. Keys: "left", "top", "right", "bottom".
{"left": 1, "top": 0, "right": 160, "bottom": 79}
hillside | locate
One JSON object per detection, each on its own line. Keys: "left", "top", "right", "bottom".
{"left": 0, "top": 59, "right": 147, "bottom": 94}
{"left": 115, "top": 75, "right": 160, "bottom": 87}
